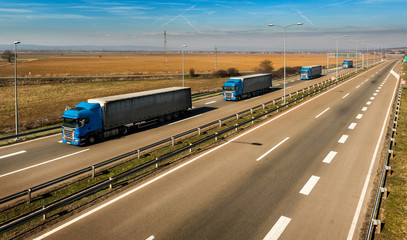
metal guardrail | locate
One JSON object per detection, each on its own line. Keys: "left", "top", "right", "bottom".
{"left": 0, "top": 64, "right": 371, "bottom": 234}
{"left": 365, "top": 78, "right": 402, "bottom": 239}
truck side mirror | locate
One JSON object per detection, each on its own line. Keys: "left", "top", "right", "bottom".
{"left": 79, "top": 119, "right": 86, "bottom": 127}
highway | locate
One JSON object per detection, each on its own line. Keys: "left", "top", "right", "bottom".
{"left": 0, "top": 67, "right": 357, "bottom": 200}
{"left": 31, "top": 59, "right": 400, "bottom": 239}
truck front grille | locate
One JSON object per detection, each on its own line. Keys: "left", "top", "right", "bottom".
{"left": 225, "top": 92, "right": 233, "bottom": 99}
{"left": 301, "top": 74, "right": 307, "bottom": 79}
{"left": 63, "top": 127, "right": 75, "bottom": 142}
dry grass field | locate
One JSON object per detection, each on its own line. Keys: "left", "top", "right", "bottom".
{"left": 0, "top": 53, "right": 348, "bottom": 77}
{"left": 0, "top": 52, "right": 367, "bottom": 134}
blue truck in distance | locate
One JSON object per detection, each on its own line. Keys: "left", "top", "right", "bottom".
{"left": 300, "top": 65, "right": 322, "bottom": 80}
{"left": 222, "top": 73, "right": 272, "bottom": 101}
{"left": 62, "top": 87, "right": 192, "bottom": 145}
{"left": 342, "top": 60, "right": 354, "bottom": 68}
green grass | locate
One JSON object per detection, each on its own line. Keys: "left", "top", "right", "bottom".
{"left": 377, "top": 62, "right": 407, "bottom": 239}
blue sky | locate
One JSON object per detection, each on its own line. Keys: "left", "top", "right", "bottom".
{"left": 0, "top": 0, "right": 406, "bottom": 51}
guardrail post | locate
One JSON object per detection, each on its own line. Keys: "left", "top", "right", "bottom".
{"left": 235, "top": 124, "right": 238, "bottom": 132}
{"left": 265, "top": 111, "right": 268, "bottom": 117}
{"left": 390, "top": 138, "right": 395, "bottom": 147}
{"left": 236, "top": 113, "right": 239, "bottom": 120}
{"left": 262, "top": 104, "right": 265, "bottom": 110}
{"left": 215, "top": 132, "right": 218, "bottom": 141}
{"left": 43, "top": 206, "right": 46, "bottom": 220}
{"left": 189, "top": 143, "right": 192, "bottom": 153}
{"left": 155, "top": 158, "right": 158, "bottom": 168}
{"left": 380, "top": 187, "right": 388, "bottom": 200}
{"left": 252, "top": 117, "right": 254, "bottom": 124}
{"left": 219, "top": 119, "right": 222, "bottom": 127}
{"left": 273, "top": 99, "right": 275, "bottom": 105}
{"left": 92, "top": 166, "right": 95, "bottom": 178}
{"left": 27, "top": 188, "right": 32, "bottom": 204}
{"left": 171, "top": 137, "right": 175, "bottom": 146}
{"left": 386, "top": 165, "right": 392, "bottom": 176}
{"left": 109, "top": 177, "right": 113, "bottom": 189}
{"left": 250, "top": 108, "right": 253, "bottom": 114}
{"left": 197, "top": 127, "right": 201, "bottom": 136}
{"left": 388, "top": 149, "right": 394, "bottom": 159}
{"left": 373, "top": 219, "right": 381, "bottom": 234}
{"left": 137, "top": 149, "right": 140, "bottom": 159}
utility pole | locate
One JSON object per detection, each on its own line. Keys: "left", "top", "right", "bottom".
{"left": 214, "top": 45, "right": 217, "bottom": 70}
{"left": 164, "top": 30, "right": 167, "bottom": 73}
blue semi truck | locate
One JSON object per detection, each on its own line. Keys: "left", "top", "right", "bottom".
{"left": 62, "top": 87, "right": 192, "bottom": 145}
{"left": 342, "top": 60, "right": 354, "bottom": 68}
{"left": 222, "top": 73, "right": 272, "bottom": 101}
{"left": 300, "top": 65, "right": 322, "bottom": 80}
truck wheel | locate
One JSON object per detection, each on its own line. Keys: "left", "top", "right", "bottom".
{"left": 166, "top": 114, "right": 173, "bottom": 122}
{"left": 87, "top": 135, "right": 96, "bottom": 145}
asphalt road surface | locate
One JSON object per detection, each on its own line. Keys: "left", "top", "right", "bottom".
{"left": 30, "top": 59, "right": 400, "bottom": 239}
{"left": 0, "top": 67, "right": 356, "bottom": 199}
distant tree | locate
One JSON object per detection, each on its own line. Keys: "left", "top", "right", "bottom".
{"left": 227, "top": 68, "right": 240, "bottom": 76}
{"left": 1, "top": 50, "right": 14, "bottom": 63}
{"left": 255, "top": 59, "right": 274, "bottom": 73}
{"left": 189, "top": 68, "right": 196, "bottom": 77}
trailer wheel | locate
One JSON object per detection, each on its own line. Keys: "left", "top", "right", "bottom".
{"left": 158, "top": 116, "right": 165, "bottom": 123}
{"left": 120, "top": 127, "right": 128, "bottom": 135}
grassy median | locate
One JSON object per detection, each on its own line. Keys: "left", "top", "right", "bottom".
{"left": 377, "top": 62, "right": 407, "bottom": 239}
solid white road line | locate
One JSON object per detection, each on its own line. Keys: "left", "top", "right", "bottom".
{"left": 347, "top": 61, "right": 399, "bottom": 240}
{"left": 356, "top": 114, "right": 363, "bottom": 119}
{"left": 0, "top": 134, "right": 62, "bottom": 150}
{"left": 315, "top": 107, "right": 330, "bottom": 119}
{"left": 34, "top": 68, "right": 366, "bottom": 240}
{"left": 256, "top": 137, "right": 290, "bottom": 161}
{"left": 0, "top": 149, "right": 90, "bottom": 178}
{"left": 168, "top": 114, "right": 202, "bottom": 126}
{"left": 299, "top": 175, "right": 320, "bottom": 195}
{"left": 323, "top": 151, "right": 337, "bottom": 164}
{"left": 362, "top": 107, "right": 368, "bottom": 111}
{"left": 342, "top": 93, "right": 350, "bottom": 99}
{"left": 338, "top": 135, "right": 349, "bottom": 144}
{"left": 263, "top": 216, "right": 291, "bottom": 240}
{"left": 205, "top": 101, "right": 217, "bottom": 105}
{"left": 0, "top": 150, "right": 26, "bottom": 159}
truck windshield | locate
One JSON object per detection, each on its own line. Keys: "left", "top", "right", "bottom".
{"left": 223, "top": 86, "right": 236, "bottom": 91}
{"left": 62, "top": 117, "right": 79, "bottom": 128}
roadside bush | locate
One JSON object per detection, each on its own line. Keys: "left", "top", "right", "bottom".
{"left": 227, "top": 68, "right": 240, "bottom": 76}
{"left": 212, "top": 69, "right": 228, "bottom": 78}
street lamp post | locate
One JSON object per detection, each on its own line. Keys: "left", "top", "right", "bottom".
{"left": 182, "top": 44, "right": 187, "bottom": 87}
{"left": 331, "top": 35, "right": 349, "bottom": 81}
{"left": 14, "top": 41, "right": 21, "bottom": 139}
{"left": 268, "top": 22, "right": 303, "bottom": 104}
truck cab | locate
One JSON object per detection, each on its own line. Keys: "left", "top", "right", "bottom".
{"left": 300, "top": 67, "right": 311, "bottom": 80}
{"left": 223, "top": 79, "right": 243, "bottom": 101}
{"left": 62, "top": 102, "right": 102, "bottom": 145}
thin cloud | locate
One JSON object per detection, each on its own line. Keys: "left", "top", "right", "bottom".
{"left": 182, "top": 15, "right": 201, "bottom": 33}
{"left": 162, "top": 4, "right": 197, "bottom": 26}
{"left": 325, "top": 0, "right": 352, "bottom": 7}
{"left": 0, "top": 8, "right": 32, "bottom": 13}
{"left": 297, "top": 10, "right": 316, "bottom": 28}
